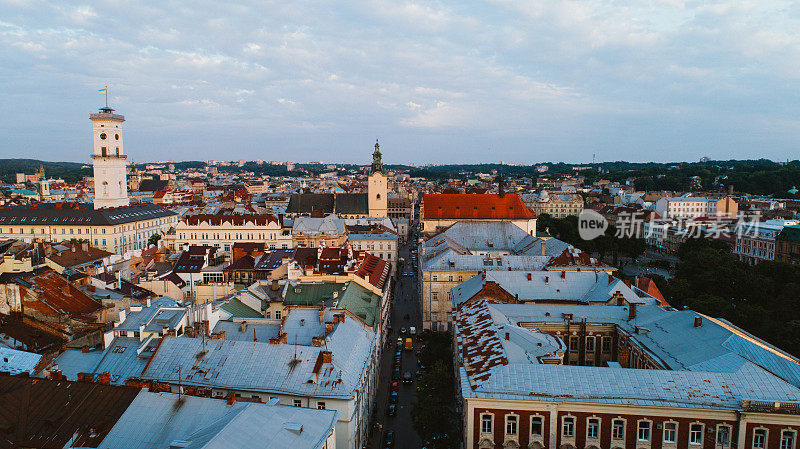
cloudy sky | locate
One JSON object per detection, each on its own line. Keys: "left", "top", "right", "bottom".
{"left": 2, "top": 1, "right": 799, "bottom": 165}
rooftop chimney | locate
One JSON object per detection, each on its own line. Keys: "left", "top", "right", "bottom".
{"left": 628, "top": 303, "right": 637, "bottom": 320}
{"left": 694, "top": 316, "right": 703, "bottom": 327}
{"left": 540, "top": 241, "right": 546, "bottom": 256}
{"left": 527, "top": 273, "right": 532, "bottom": 281}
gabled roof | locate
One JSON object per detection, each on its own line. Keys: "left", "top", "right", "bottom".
{"left": 353, "top": 252, "right": 391, "bottom": 290}
{"left": 423, "top": 194, "right": 536, "bottom": 220}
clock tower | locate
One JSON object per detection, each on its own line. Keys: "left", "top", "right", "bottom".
{"left": 90, "top": 104, "right": 129, "bottom": 209}
{"left": 368, "top": 139, "right": 388, "bottom": 217}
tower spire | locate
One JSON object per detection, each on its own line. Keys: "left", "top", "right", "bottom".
{"left": 370, "top": 138, "right": 385, "bottom": 175}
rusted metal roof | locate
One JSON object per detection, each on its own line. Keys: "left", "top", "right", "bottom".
{"left": 17, "top": 270, "right": 103, "bottom": 317}
{"left": 0, "top": 375, "right": 140, "bottom": 448}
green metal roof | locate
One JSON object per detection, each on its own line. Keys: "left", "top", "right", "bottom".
{"left": 283, "top": 282, "right": 347, "bottom": 307}
{"left": 337, "top": 282, "right": 382, "bottom": 328}
{"left": 778, "top": 225, "right": 800, "bottom": 243}
{"left": 220, "top": 297, "right": 263, "bottom": 318}
{"left": 283, "top": 281, "right": 382, "bottom": 328}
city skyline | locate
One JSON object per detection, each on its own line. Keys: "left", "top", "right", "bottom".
{"left": 2, "top": 1, "right": 800, "bottom": 164}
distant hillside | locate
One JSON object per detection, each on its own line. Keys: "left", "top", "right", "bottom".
{"left": 0, "top": 159, "right": 90, "bottom": 184}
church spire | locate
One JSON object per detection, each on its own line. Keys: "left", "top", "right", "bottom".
{"left": 370, "top": 138, "right": 386, "bottom": 175}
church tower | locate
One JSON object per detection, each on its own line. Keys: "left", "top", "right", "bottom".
{"left": 368, "top": 139, "right": 388, "bottom": 217}
{"left": 90, "top": 104, "right": 129, "bottom": 209}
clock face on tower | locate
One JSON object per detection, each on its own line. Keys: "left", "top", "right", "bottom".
{"left": 100, "top": 133, "right": 107, "bottom": 140}
{"left": 115, "top": 134, "right": 119, "bottom": 140}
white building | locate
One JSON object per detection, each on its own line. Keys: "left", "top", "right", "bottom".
{"left": 167, "top": 214, "right": 291, "bottom": 252}
{"left": 654, "top": 196, "right": 738, "bottom": 220}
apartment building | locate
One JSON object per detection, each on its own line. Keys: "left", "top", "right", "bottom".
{"left": 166, "top": 213, "right": 292, "bottom": 252}
{"left": 521, "top": 191, "right": 584, "bottom": 218}
{"left": 453, "top": 285, "right": 800, "bottom": 449}
{"left": 655, "top": 196, "right": 738, "bottom": 220}
{"left": 419, "top": 221, "right": 611, "bottom": 331}
{"left": 734, "top": 219, "right": 799, "bottom": 264}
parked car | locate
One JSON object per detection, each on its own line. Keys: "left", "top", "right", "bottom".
{"left": 392, "top": 369, "right": 401, "bottom": 381}
{"left": 383, "top": 430, "right": 395, "bottom": 448}
{"left": 389, "top": 391, "right": 399, "bottom": 404}
{"left": 409, "top": 326, "right": 417, "bottom": 335}
{"left": 386, "top": 403, "right": 397, "bottom": 417}
{"left": 403, "top": 371, "right": 413, "bottom": 384}
{"left": 400, "top": 327, "right": 407, "bottom": 335}
{"left": 390, "top": 381, "right": 399, "bottom": 391}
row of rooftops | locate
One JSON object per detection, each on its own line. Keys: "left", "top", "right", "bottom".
{"left": 453, "top": 278, "right": 800, "bottom": 411}
{"left": 0, "top": 201, "right": 176, "bottom": 226}
{"left": 0, "top": 375, "right": 338, "bottom": 449}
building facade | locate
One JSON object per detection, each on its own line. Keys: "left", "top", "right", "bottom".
{"left": 734, "top": 219, "right": 799, "bottom": 264}
{"left": 167, "top": 214, "right": 291, "bottom": 252}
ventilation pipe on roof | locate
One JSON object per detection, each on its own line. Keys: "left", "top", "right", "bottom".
{"left": 527, "top": 273, "right": 532, "bottom": 281}
{"left": 694, "top": 316, "right": 703, "bottom": 327}
{"left": 545, "top": 276, "right": 549, "bottom": 285}
{"left": 628, "top": 303, "right": 637, "bottom": 320}
{"left": 561, "top": 271, "right": 566, "bottom": 279}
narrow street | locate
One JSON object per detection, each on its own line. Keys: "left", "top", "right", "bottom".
{"left": 369, "top": 234, "right": 423, "bottom": 449}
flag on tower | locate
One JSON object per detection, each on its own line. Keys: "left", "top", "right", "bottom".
{"left": 98, "top": 88, "right": 107, "bottom": 93}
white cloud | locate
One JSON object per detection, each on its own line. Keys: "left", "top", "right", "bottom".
{"left": 0, "top": 0, "right": 798, "bottom": 163}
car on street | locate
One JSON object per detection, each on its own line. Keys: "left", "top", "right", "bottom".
{"left": 390, "top": 381, "right": 399, "bottom": 391}
{"left": 383, "top": 430, "right": 395, "bottom": 448}
{"left": 400, "top": 327, "right": 407, "bottom": 335}
{"left": 389, "top": 391, "right": 399, "bottom": 403}
{"left": 386, "top": 403, "right": 397, "bottom": 417}
{"left": 402, "top": 371, "right": 413, "bottom": 384}
{"left": 392, "top": 369, "right": 401, "bottom": 381}
{"left": 409, "top": 326, "right": 416, "bottom": 335}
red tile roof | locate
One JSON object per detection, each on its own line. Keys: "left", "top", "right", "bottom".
{"left": 354, "top": 252, "right": 390, "bottom": 289}
{"left": 637, "top": 276, "right": 670, "bottom": 307}
{"left": 423, "top": 194, "right": 536, "bottom": 220}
